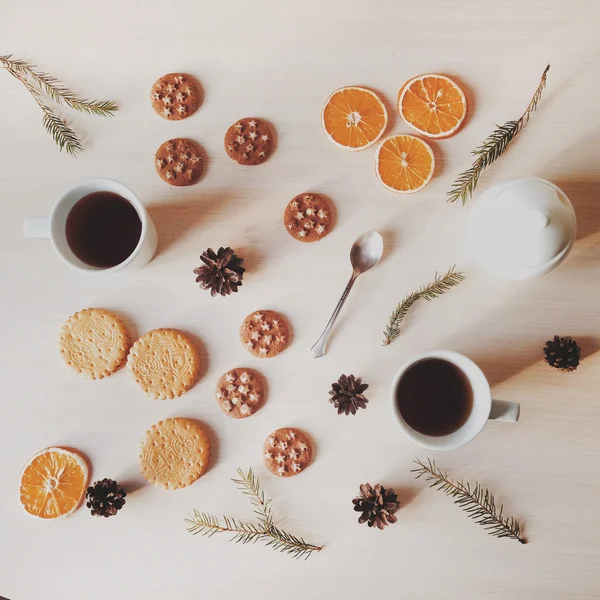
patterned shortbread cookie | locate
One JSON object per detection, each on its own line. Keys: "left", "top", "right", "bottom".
{"left": 216, "top": 368, "right": 265, "bottom": 418}
{"left": 284, "top": 193, "right": 333, "bottom": 242}
{"left": 127, "top": 329, "right": 200, "bottom": 400}
{"left": 263, "top": 428, "right": 313, "bottom": 477}
{"left": 240, "top": 310, "right": 290, "bottom": 358}
{"left": 150, "top": 73, "right": 200, "bottom": 121}
{"left": 155, "top": 138, "right": 203, "bottom": 186}
{"left": 139, "top": 418, "right": 210, "bottom": 489}
{"left": 59, "top": 308, "right": 130, "bottom": 380}
{"left": 224, "top": 118, "right": 274, "bottom": 166}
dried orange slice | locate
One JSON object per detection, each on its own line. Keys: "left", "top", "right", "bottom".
{"left": 375, "top": 134, "right": 435, "bottom": 194}
{"left": 398, "top": 74, "right": 467, "bottom": 139}
{"left": 20, "top": 447, "right": 89, "bottom": 519}
{"left": 322, "top": 86, "right": 388, "bottom": 151}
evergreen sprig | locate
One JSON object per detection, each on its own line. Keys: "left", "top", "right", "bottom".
{"left": 185, "top": 468, "right": 323, "bottom": 560}
{"left": 412, "top": 459, "right": 527, "bottom": 544}
{"left": 382, "top": 267, "right": 465, "bottom": 346}
{"left": 447, "top": 65, "right": 550, "bottom": 205}
{"left": 1, "top": 54, "right": 118, "bottom": 156}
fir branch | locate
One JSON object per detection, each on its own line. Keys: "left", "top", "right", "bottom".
{"left": 447, "top": 65, "right": 550, "bottom": 205}
{"left": 1, "top": 54, "right": 118, "bottom": 116}
{"left": 412, "top": 459, "right": 527, "bottom": 544}
{"left": 186, "top": 468, "right": 323, "bottom": 560}
{"left": 382, "top": 267, "right": 465, "bottom": 346}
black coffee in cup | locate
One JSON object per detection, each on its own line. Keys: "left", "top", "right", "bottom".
{"left": 396, "top": 358, "right": 473, "bottom": 436}
{"left": 65, "top": 191, "right": 142, "bottom": 268}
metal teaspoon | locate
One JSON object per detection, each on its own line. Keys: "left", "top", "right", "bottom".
{"left": 310, "top": 231, "right": 384, "bottom": 358}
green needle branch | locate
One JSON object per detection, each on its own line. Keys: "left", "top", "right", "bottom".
{"left": 447, "top": 65, "right": 550, "bottom": 205}
{"left": 186, "top": 468, "right": 323, "bottom": 560}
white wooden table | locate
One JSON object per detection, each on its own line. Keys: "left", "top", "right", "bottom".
{"left": 2, "top": 1, "right": 600, "bottom": 598}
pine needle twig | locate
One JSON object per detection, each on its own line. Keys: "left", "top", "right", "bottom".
{"left": 1, "top": 54, "right": 118, "bottom": 155}
{"left": 412, "top": 459, "right": 527, "bottom": 544}
{"left": 382, "top": 267, "right": 465, "bottom": 346}
{"left": 447, "top": 65, "right": 550, "bottom": 205}
{"left": 185, "top": 468, "right": 323, "bottom": 560}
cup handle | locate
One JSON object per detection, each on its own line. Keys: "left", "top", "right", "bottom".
{"left": 23, "top": 217, "right": 50, "bottom": 239}
{"left": 490, "top": 399, "right": 520, "bottom": 422}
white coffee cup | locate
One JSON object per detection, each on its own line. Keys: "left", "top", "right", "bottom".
{"left": 23, "top": 178, "right": 158, "bottom": 273}
{"left": 391, "top": 350, "right": 520, "bottom": 451}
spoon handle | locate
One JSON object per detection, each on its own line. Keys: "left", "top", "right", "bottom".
{"left": 310, "top": 273, "right": 357, "bottom": 358}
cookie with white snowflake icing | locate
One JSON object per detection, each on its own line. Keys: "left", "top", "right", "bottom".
{"left": 155, "top": 138, "right": 203, "bottom": 186}
{"left": 284, "top": 193, "right": 333, "bottom": 242}
{"left": 216, "top": 368, "right": 265, "bottom": 418}
{"left": 224, "top": 118, "right": 274, "bottom": 165}
{"left": 150, "top": 73, "right": 201, "bottom": 121}
{"left": 239, "top": 310, "right": 290, "bottom": 358}
{"left": 263, "top": 428, "right": 313, "bottom": 478}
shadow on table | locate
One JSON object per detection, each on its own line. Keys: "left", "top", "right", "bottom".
{"left": 147, "top": 190, "right": 237, "bottom": 257}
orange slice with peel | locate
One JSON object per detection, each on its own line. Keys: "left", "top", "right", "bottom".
{"left": 322, "top": 86, "right": 388, "bottom": 151}
{"left": 19, "top": 447, "right": 89, "bottom": 519}
{"left": 398, "top": 74, "right": 467, "bottom": 139}
{"left": 375, "top": 134, "right": 435, "bottom": 194}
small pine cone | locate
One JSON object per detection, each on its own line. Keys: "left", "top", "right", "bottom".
{"left": 352, "top": 483, "right": 400, "bottom": 530}
{"left": 86, "top": 479, "right": 126, "bottom": 518}
{"left": 543, "top": 335, "right": 581, "bottom": 372}
{"left": 193, "top": 247, "right": 245, "bottom": 297}
{"left": 329, "top": 374, "right": 369, "bottom": 415}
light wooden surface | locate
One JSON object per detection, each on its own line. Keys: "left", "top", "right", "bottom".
{"left": 2, "top": 1, "right": 600, "bottom": 598}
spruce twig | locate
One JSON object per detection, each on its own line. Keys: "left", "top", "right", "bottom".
{"left": 382, "top": 267, "right": 465, "bottom": 346}
{"left": 412, "top": 459, "right": 527, "bottom": 544}
{"left": 447, "top": 65, "right": 550, "bottom": 205}
{"left": 1, "top": 54, "right": 118, "bottom": 155}
{"left": 186, "top": 468, "right": 323, "bottom": 560}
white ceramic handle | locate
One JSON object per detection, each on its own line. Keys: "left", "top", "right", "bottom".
{"left": 23, "top": 217, "right": 50, "bottom": 239}
{"left": 489, "top": 399, "right": 520, "bottom": 422}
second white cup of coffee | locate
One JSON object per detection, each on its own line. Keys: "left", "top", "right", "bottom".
{"left": 391, "top": 350, "right": 520, "bottom": 451}
{"left": 23, "top": 178, "right": 158, "bottom": 273}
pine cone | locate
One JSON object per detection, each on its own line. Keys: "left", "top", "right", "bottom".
{"left": 352, "top": 483, "right": 400, "bottom": 529}
{"left": 86, "top": 479, "right": 126, "bottom": 518}
{"left": 329, "top": 374, "right": 369, "bottom": 415}
{"left": 194, "top": 247, "right": 245, "bottom": 297}
{"left": 543, "top": 335, "right": 581, "bottom": 372}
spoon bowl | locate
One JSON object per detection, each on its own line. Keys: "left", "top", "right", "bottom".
{"left": 350, "top": 231, "right": 384, "bottom": 273}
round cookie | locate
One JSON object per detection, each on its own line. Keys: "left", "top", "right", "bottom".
{"left": 139, "top": 418, "right": 210, "bottom": 489}
{"left": 150, "top": 73, "right": 200, "bottom": 121}
{"left": 216, "top": 368, "right": 265, "bottom": 418}
{"left": 127, "top": 329, "right": 200, "bottom": 400}
{"left": 240, "top": 310, "right": 290, "bottom": 358}
{"left": 263, "top": 428, "right": 313, "bottom": 478}
{"left": 155, "top": 138, "right": 203, "bottom": 186}
{"left": 224, "top": 118, "right": 274, "bottom": 166}
{"left": 284, "top": 193, "right": 333, "bottom": 242}
{"left": 59, "top": 308, "right": 130, "bottom": 380}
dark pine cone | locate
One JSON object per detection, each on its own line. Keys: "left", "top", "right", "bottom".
{"left": 352, "top": 483, "right": 400, "bottom": 530}
{"left": 86, "top": 479, "right": 126, "bottom": 518}
{"left": 194, "top": 247, "right": 245, "bottom": 297}
{"left": 543, "top": 335, "right": 581, "bottom": 372}
{"left": 329, "top": 374, "right": 369, "bottom": 415}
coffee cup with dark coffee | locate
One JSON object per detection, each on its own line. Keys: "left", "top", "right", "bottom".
{"left": 392, "top": 350, "right": 519, "bottom": 450}
{"left": 24, "top": 178, "right": 157, "bottom": 273}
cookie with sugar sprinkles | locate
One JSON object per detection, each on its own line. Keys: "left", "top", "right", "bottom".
{"left": 127, "top": 329, "right": 200, "bottom": 400}
{"left": 240, "top": 310, "right": 290, "bottom": 358}
{"left": 59, "top": 308, "right": 130, "bottom": 380}
{"left": 284, "top": 193, "right": 333, "bottom": 242}
{"left": 216, "top": 368, "right": 265, "bottom": 418}
{"left": 224, "top": 118, "right": 274, "bottom": 165}
{"left": 150, "top": 73, "right": 200, "bottom": 120}
{"left": 139, "top": 418, "right": 210, "bottom": 489}
{"left": 263, "top": 428, "right": 313, "bottom": 477}
{"left": 155, "top": 138, "right": 203, "bottom": 186}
